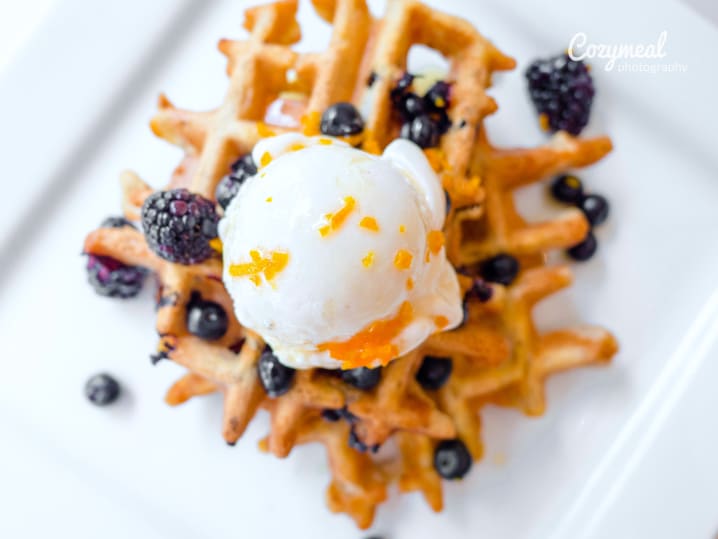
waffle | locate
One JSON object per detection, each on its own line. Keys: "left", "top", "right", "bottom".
{"left": 82, "top": 0, "right": 618, "bottom": 529}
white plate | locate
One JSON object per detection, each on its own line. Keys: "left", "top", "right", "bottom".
{"left": 1, "top": 1, "right": 718, "bottom": 538}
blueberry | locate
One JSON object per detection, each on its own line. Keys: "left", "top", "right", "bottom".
{"left": 216, "top": 154, "right": 257, "bottom": 209}
{"left": 567, "top": 231, "right": 598, "bottom": 261}
{"left": 341, "top": 367, "right": 381, "bottom": 390}
{"left": 434, "top": 439, "right": 472, "bottom": 479}
{"left": 321, "top": 409, "right": 343, "bottom": 422}
{"left": 579, "top": 194, "right": 610, "bottom": 226}
{"left": 85, "top": 373, "right": 121, "bottom": 406}
{"left": 397, "top": 92, "right": 426, "bottom": 121}
{"left": 320, "top": 102, "right": 365, "bottom": 136}
{"left": 186, "top": 296, "right": 228, "bottom": 340}
{"left": 257, "top": 350, "right": 295, "bottom": 397}
{"left": 400, "top": 114, "right": 440, "bottom": 149}
{"left": 550, "top": 174, "right": 584, "bottom": 204}
{"left": 390, "top": 72, "right": 415, "bottom": 105}
{"left": 480, "top": 254, "right": 520, "bottom": 286}
{"left": 100, "top": 216, "right": 135, "bottom": 229}
{"left": 465, "top": 278, "right": 493, "bottom": 303}
{"left": 444, "top": 190, "right": 451, "bottom": 216}
{"left": 416, "top": 356, "right": 453, "bottom": 390}
{"left": 424, "top": 81, "right": 451, "bottom": 111}
{"left": 348, "top": 427, "right": 380, "bottom": 453}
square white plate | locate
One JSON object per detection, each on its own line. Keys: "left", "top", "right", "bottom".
{"left": 1, "top": 1, "right": 717, "bottom": 538}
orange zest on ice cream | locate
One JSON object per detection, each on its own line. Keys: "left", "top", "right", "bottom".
{"left": 300, "top": 111, "right": 321, "bottom": 135}
{"left": 393, "top": 249, "right": 413, "bottom": 270}
{"left": 427, "top": 230, "right": 445, "bottom": 255}
{"left": 209, "top": 237, "right": 223, "bottom": 253}
{"left": 288, "top": 142, "right": 306, "bottom": 152}
{"left": 229, "top": 249, "right": 290, "bottom": 285}
{"left": 362, "top": 251, "right": 375, "bottom": 268}
{"left": 359, "top": 216, "right": 379, "bottom": 232}
{"left": 406, "top": 277, "right": 414, "bottom": 290}
{"left": 319, "top": 196, "right": 356, "bottom": 237}
{"left": 318, "top": 301, "right": 414, "bottom": 369}
{"left": 260, "top": 151, "right": 272, "bottom": 167}
{"left": 318, "top": 137, "right": 333, "bottom": 145}
{"left": 434, "top": 315, "right": 449, "bottom": 329}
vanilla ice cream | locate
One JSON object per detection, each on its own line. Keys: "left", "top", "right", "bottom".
{"left": 219, "top": 133, "right": 463, "bottom": 369}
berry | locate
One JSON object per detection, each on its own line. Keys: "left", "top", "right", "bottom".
{"left": 397, "top": 92, "right": 426, "bottom": 121}
{"left": 526, "top": 53, "right": 595, "bottom": 135}
{"left": 321, "top": 409, "right": 343, "bottom": 422}
{"left": 434, "top": 439, "right": 472, "bottom": 479}
{"left": 390, "top": 72, "right": 415, "bottom": 105}
{"left": 216, "top": 154, "right": 257, "bottom": 210}
{"left": 85, "top": 373, "right": 121, "bottom": 406}
{"left": 86, "top": 255, "right": 146, "bottom": 298}
{"left": 320, "top": 102, "right": 365, "bottom": 136}
{"left": 100, "top": 216, "right": 135, "bottom": 229}
{"left": 141, "top": 188, "right": 219, "bottom": 265}
{"left": 465, "top": 278, "right": 493, "bottom": 303}
{"left": 416, "top": 356, "right": 453, "bottom": 390}
{"left": 567, "top": 231, "right": 598, "bottom": 261}
{"left": 550, "top": 174, "right": 584, "bottom": 204}
{"left": 480, "top": 254, "right": 520, "bottom": 286}
{"left": 579, "top": 194, "right": 610, "bottom": 226}
{"left": 341, "top": 367, "right": 381, "bottom": 390}
{"left": 348, "top": 428, "right": 380, "bottom": 453}
{"left": 186, "top": 295, "right": 228, "bottom": 340}
{"left": 257, "top": 349, "right": 295, "bottom": 397}
{"left": 400, "top": 114, "right": 439, "bottom": 149}
{"left": 433, "top": 108, "right": 451, "bottom": 134}
{"left": 424, "top": 81, "right": 451, "bottom": 111}
{"left": 444, "top": 190, "right": 451, "bottom": 216}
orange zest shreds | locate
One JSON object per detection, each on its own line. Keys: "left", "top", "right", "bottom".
{"left": 362, "top": 251, "right": 375, "bottom": 268}
{"left": 399, "top": 225, "right": 406, "bottom": 234}
{"left": 427, "top": 230, "right": 445, "bottom": 255}
{"left": 300, "top": 111, "right": 321, "bottom": 136}
{"left": 318, "top": 196, "right": 356, "bottom": 237}
{"left": 393, "top": 249, "right": 413, "bottom": 270}
{"left": 318, "top": 137, "right": 333, "bottom": 145}
{"left": 288, "top": 142, "right": 306, "bottom": 152}
{"left": 434, "top": 315, "right": 449, "bottom": 329}
{"left": 266, "top": 197, "right": 273, "bottom": 203}
{"left": 229, "top": 249, "right": 290, "bottom": 285}
{"left": 260, "top": 152, "right": 272, "bottom": 167}
{"left": 209, "top": 238, "right": 223, "bottom": 253}
{"left": 318, "top": 301, "right": 414, "bottom": 369}
{"left": 362, "top": 138, "right": 381, "bottom": 155}
{"left": 423, "top": 148, "right": 448, "bottom": 172}
{"left": 406, "top": 277, "right": 414, "bottom": 290}
{"left": 359, "top": 216, "right": 379, "bottom": 232}
{"left": 539, "top": 113, "right": 550, "bottom": 132}
{"left": 257, "top": 122, "right": 276, "bottom": 138}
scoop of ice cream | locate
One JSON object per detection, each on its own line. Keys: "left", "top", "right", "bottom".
{"left": 219, "top": 133, "right": 462, "bottom": 369}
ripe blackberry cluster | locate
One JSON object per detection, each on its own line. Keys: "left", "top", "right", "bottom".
{"left": 215, "top": 154, "right": 258, "bottom": 210}
{"left": 141, "top": 188, "right": 219, "bottom": 265}
{"left": 526, "top": 53, "right": 595, "bottom": 135}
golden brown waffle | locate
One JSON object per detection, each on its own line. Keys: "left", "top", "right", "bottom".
{"left": 82, "top": 0, "right": 618, "bottom": 529}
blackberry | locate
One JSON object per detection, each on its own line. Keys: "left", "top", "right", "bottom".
{"left": 480, "top": 254, "right": 520, "bottom": 286}
{"left": 141, "top": 188, "right": 219, "bottom": 265}
{"left": 215, "top": 154, "right": 257, "bottom": 210}
{"left": 579, "top": 194, "right": 610, "bottom": 226}
{"left": 434, "top": 439, "right": 472, "bottom": 479}
{"left": 257, "top": 349, "right": 295, "bottom": 397}
{"left": 100, "top": 216, "right": 135, "bottom": 229}
{"left": 85, "top": 373, "right": 121, "bottom": 406}
{"left": 320, "top": 102, "right": 365, "bottom": 136}
{"left": 526, "top": 53, "right": 595, "bottom": 135}
{"left": 86, "top": 254, "right": 146, "bottom": 298}
{"left": 416, "top": 356, "right": 452, "bottom": 390}
{"left": 341, "top": 367, "right": 381, "bottom": 390}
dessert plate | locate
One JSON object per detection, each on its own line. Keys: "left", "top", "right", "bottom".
{"left": 1, "top": 0, "right": 717, "bottom": 538}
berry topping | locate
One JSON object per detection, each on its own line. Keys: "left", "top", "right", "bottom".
{"left": 85, "top": 373, "right": 121, "bottom": 406}
{"left": 434, "top": 439, "right": 472, "bottom": 479}
{"left": 321, "top": 409, "right": 343, "bottom": 422}
{"left": 257, "top": 349, "right": 295, "bottom": 397}
{"left": 397, "top": 92, "right": 426, "bottom": 121}
{"left": 400, "top": 114, "right": 440, "bottom": 149}
{"left": 526, "top": 53, "right": 595, "bottom": 135}
{"left": 480, "top": 254, "right": 520, "bottom": 286}
{"left": 216, "top": 154, "right": 257, "bottom": 210}
{"left": 320, "top": 102, "right": 365, "bottom": 136}
{"left": 341, "top": 366, "right": 381, "bottom": 390}
{"left": 550, "top": 174, "right": 584, "bottom": 204}
{"left": 86, "top": 255, "right": 146, "bottom": 298}
{"left": 366, "top": 71, "right": 378, "bottom": 87}
{"left": 424, "top": 80, "right": 451, "bottom": 111}
{"left": 186, "top": 295, "right": 228, "bottom": 341}
{"left": 100, "top": 216, "right": 135, "bottom": 229}
{"left": 579, "top": 194, "right": 610, "bottom": 226}
{"left": 390, "top": 72, "right": 415, "bottom": 105}
{"left": 141, "top": 188, "right": 219, "bottom": 265}
{"left": 416, "top": 356, "right": 453, "bottom": 390}
{"left": 348, "top": 428, "right": 380, "bottom": 453}
{"left": 567, "top": 231, "right": 598, "bottom": 261}
{"left": 465, "top": 278, "right": 493, "bottom": 303}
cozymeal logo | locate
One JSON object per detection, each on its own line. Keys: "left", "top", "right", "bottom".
{"left": 567, "top": 31, "right": 688, "bottom": 73}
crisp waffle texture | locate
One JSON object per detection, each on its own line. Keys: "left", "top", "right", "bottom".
{"left": 83, "top": 0, "right": 618, "bottom": 529}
